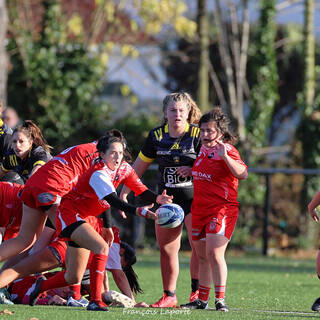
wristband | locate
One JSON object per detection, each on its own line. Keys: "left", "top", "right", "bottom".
{"left": 137, "top": 207, "right": 148, "bottom": 217}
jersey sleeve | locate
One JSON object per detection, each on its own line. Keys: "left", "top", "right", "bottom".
{"left": 139, "top": 130, "right": 157, "bottom": 163}
{"left": 89, "top": 170, "right": 116, "bottom": 199}
{"left": 122, "top": 166, "right": 148, "bottom": 196}
{"left": 1, "top": 152, "right": 13, "bottom": 172}
{"left": 227, "top": 145, "right": 247, "bottom": 168}
{"left": 31, "top": 148, "right": 52, "bottom": 168}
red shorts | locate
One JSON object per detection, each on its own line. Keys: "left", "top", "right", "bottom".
{"left": 48, "top": 238, "right": 67, "bottom": 266}
{"left": 19, "top": 185, "right": 61, "bottom": 210}
{"left": 192, "top": 205, "right": 238, "bottom": 240}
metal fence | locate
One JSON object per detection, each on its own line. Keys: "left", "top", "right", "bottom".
{"left": 249, "top": 168, "right": 320, "bottom": 255}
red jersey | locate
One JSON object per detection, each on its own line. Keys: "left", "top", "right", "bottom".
{"left": 57, "top": 159, "right": 147, "bottom": 229}
{"left": 191, "top": 144, "right": 247, "bottom": 218}
{"left": 24, "top": 142, "right": 98, "bottom": 196}
{"left": 0, "top": 182, "right": 24, "bottom": 240}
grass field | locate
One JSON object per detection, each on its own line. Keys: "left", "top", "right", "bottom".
{"left": 1, "top": 251, "right": 320, "bottom": 320}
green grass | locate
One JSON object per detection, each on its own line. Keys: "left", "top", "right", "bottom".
{"left": 1, "top": 252, "right": 320, "bottom": 319}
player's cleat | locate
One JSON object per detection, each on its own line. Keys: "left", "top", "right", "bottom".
{"left": 0, "top": 288, "right": 13, "bottom": 305}
{"left": 107, "top": 290, "right": 134, "bottom": 308}
{"left": 150, "top": 293, "right": 177, "bottom": 308}
{"left": 215, "top": 298, "right": 229, "bottom": 312}
{"left": 29, "top": 277, "right": 43, "bottom": 306}
{"left": 67, "top": 296, "right": 89, "bottom": 307}
{"left": 87, "top": 300, "right": 109, "bottom": 311}
{"left": 312, "top": 297, "right": 320, "bottom": 311}
{"left": 189, "top": 290, "right": 199, "bottom": 303}
{"left": 181, "top": 299, "right": 208, "bottom": 309}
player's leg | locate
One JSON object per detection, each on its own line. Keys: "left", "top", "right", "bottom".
{"left": 28, "top": 246, "right": 90, "bottom": 306}
{"left": 0, "top": 204, "right": 47, "bottom": 262}
{"left": 181, "top": 239, "right": 211, "bottom": 309}
{"left": 184, "top": 213, "right": 199, "bottom": 302}
{"left": 311, "top": 250, "right": 320, "bottom": 311}
{"left": 0, "top": 247, "right": 60, "bottom": 288}
{"left": 149, "top": 224, "right": 182, "bottom": 308}
{"left": 70, "top": 222, "right": 109, "bottom": 311}
{"left": 206, "top": 233, "right": 229, "bottom": 312}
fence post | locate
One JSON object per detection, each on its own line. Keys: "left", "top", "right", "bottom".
{"left": 262, "top": 173, "right": 271, "bottom": 255}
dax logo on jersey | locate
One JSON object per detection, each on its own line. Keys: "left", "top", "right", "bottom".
{"left": 155, "top": 203, "right": 184, "bottom": 229}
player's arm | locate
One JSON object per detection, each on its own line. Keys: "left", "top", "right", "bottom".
{"left": 216, "top": 142, "right": 248, "bottom": 179}
{"left": 122, "top": 167, "right": 172, "bottom": 206}
{"left": 29, "top": 152, "right": 51, "bottom": 177}
{"left": 110, "top": 269, "right": 136, "bottom": 302}
{"left": 90, "top": 171, "right": 157, "bottom": 220}
{"left": 308, "top": 191, "right": 320, "bottom": 222}
{"left": 120, "top": 157, "right": 152, "bottom": 201}
{"left": 0, "top": 167, "right": 6, "bottom": 179}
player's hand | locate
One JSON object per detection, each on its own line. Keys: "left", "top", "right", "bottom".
{"left": 119, "top": 193, "right": 128, "bottom": 219}
{"left": 176, "top": 166, "right": 192, "bottom": 178}
{"left": 136, "top": 204, "right": 157, "bottom": 220}
{"left": 215, "top": 140, "right": 228, "bottom": 158}
{"left": 102, "top": 227, "right": 114, "bottom": 246}
{"left": 156, "top": 189, "right": 173, "bottom": 205}
{"left": 310, "top": 208, "right": 319, "bottom": 222}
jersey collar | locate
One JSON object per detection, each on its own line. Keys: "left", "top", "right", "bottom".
{"left": 164, "top": 122, "right": 190, "bottom": 133}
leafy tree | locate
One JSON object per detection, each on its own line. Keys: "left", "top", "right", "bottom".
{"left": 6, "top": 0, "right": 196, "bottom": 152}
{"left": 296, "top": 0, "right": 320, "bottom": 245}
{"left": 248, "top": 0, "right": 278, "bottom": 153}
{"left": 7, "top": 0, "right": 110, "bottom": 151}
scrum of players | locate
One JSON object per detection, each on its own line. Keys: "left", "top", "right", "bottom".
{"left": 16, "top": 93, "right": 320, "bottom": 313}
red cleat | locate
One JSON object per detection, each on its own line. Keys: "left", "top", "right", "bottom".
{"left": 150, "top": 293, "right": 177, "bottom": 308}
{"left": 189, "top": 290, "right": 199, "bottom": 303}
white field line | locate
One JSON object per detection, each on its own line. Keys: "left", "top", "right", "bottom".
{"left": 232, "top": 308, "right": 317, "bottom": 316}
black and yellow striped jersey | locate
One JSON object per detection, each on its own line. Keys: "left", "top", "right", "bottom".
{"left": 1, "top": 146, "right": 52, "bottom": 183}
{"left": 0, "top": 119, "right": 13, "bottom": 160}
{"left": 139, "top": 122, "right": 201, "bottom": 191}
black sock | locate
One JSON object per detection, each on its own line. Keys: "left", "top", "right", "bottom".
{"left": 318, "top": 274, "right": 320, "bottom": 280}
{"left": 191, "top": 278, "right": 199, "bottom": 292}
{"left": 164, "top": 290, "right": 175, "bottom": 297}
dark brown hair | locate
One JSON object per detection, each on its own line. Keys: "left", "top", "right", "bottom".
{"left": 199, "top": 107, "right": 237, "bottom": 144}
{"left": 97, "top": 129, "right": 132, "bottom": 162}
{"left": 13, "top": 120, "right": 52, "bottom": 153}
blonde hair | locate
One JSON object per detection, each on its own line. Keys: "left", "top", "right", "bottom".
{"left": 162, "top": 92, "right": 202, "bottom": 124}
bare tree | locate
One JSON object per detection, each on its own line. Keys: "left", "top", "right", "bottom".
{"left": 212, "top": 0, "right": 250, "bottom": 143}
{"left": 197, "top": 0, "right": 210, "bottom": 111}
{"left": 0, "top": 0, "right": 8, "bottom": 104}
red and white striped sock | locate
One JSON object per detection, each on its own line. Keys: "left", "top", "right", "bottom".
{"left": 214, "top": 285, "right": 226, "bottom": 299}
{"left": 198, "top": 285, "right": 211, "bottom": 302}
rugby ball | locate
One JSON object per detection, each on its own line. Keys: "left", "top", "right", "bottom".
{"left": 155, "top": 204, "right": 184, "bottom": 229}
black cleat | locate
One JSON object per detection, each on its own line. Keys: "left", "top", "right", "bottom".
{"left": 87, "top": 301, "right": 109, "bottom": 311}
{"left": 181, "top": 299, "right": 208, "bottom": 309}
{"left": 29, "top": 278, "right": 43, "bottom": 306}
{"left": 215, "top": 298, "right": 229, "bottom": 312}
{"left": 312, "top": 297, "right": 320, "bottom": 311}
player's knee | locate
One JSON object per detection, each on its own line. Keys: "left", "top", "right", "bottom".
{"left": 93, "top": 243, "right": 109, "bottom": 256}
{"left": 64, "top": 271, "right": 82, "bottom": 284}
